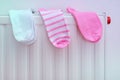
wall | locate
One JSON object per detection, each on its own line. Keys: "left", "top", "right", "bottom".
{"left": 0, "top": 0, "right": 120, "bottom": 80}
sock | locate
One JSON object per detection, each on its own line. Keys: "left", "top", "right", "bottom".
{"left": 67, "top": 7, "right": 102, "bottom": 42}
{"left": 38, "top": 9, "right": 70, "bottom": 48}
{"left": 9, "top": 10, "right": 36, "bottom": 45}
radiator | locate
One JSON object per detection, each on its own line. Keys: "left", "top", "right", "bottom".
{"left": 0, "top": 13, "right": 106, "bottom": 80}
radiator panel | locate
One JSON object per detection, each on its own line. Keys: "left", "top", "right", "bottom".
{"left": 0, "top": 15, "right": 106, "bottom": 80}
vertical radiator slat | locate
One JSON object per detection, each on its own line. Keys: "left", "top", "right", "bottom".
{"left": 81, "top": 41, "right": 95, "bottom": 80}
{"left": 0, "top": 25, "right": 5, "bottom": 80}
{"left": 68, "top": 24, "right": 82, "bottom": 80}
{"left": 42, "top": 24, "right": 55, "bottom": 80}
{"left": 94, "top": 15, "right": 106, "bottom": 80}
{"left": 3, "top": 25, "right": 16, "bottom": 80}
{"left": 15, "top": 43, "right": 29, "bottom": 80}
{"left": 55, "top": 47, "right": 68, "bottom": 80}
{"left": 29, "top": 24, "right": 43, "bottom": 80}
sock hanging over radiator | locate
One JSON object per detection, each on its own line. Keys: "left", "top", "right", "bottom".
{"left": 9, "top": 10, "right": 36, "bottom": 45}
{"left": 38, "top": 9, "right": 70, "bottom": 48}
{"left": 67, "top": 7, "right": 102, "bottom": 42}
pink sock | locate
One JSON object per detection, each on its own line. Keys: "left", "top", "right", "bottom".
{"left": 38, "top": 9, "right": 70, "bottom": 48}
{"left": 67, "top": 7, "right": 102, "bottom": 42}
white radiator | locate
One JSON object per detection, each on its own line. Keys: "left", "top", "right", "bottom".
{"left": 0, "top": 13, "right": 106, "bottom": 80}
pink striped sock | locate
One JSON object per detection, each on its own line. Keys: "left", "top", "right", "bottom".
{"left": 38, "top": 9, "right": 70, "bottom": 48}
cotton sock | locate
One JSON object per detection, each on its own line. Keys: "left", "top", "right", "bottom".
{"left": 9, "top": 10, "right": 36, "bottom": 45}
{"left": 67, "top": 7, "right": 102, "bottom": 42}
{"left": 38, "top": 9, "right": 70, "bottom": 48}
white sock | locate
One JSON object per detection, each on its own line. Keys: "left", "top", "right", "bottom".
{"left": 9, "top": 10, "right": 36, "bottom": 45}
